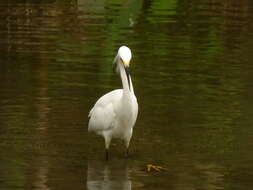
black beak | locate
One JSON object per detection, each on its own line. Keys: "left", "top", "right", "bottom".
{"left": 124, "top": 66, "right": 131, "bottom": 91}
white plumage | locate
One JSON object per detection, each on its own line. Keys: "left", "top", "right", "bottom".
{"left": 88, "top": 46, "right": 138, "bottom": 160}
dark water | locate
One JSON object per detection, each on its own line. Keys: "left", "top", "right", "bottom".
{"left": 1, "top": 0, "right": 253, "bottom": 189}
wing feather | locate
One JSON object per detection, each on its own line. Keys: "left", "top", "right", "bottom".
{"left": 88, "top": 89, "right": 123, "bottom": 132}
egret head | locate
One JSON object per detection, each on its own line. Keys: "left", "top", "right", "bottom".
{"left": 113, "top": 46, "right": 132, "bottom": 91}
{"left": 113, "top": 46, "right": 132, "bottom": 72}
{"left": 118, "top": 46, "right": 132, "bottom": 67}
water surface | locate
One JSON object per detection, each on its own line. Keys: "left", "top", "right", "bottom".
{"left": 0, "top": 0, "right": 253, "bottom": 189}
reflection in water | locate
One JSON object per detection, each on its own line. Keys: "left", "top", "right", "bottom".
{"left": 32, "top": 55, "right": 50, "bottom": 189}
{"left": 87, "top": 160, "right": 131, "bottom": 190}
{"left": 32, "top": 158, "right": 50, "bottom": 190}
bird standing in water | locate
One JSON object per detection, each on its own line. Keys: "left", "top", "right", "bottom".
{"left": 88, "top": 46, "right": 138, "bottom": 160}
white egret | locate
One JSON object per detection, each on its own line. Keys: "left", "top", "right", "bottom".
{"left": 88, "top": 46, "right": 138, "bottom": 160}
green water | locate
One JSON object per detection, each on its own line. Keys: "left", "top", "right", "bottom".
{"left": 0, "top": 0, "right": 253, "bottom": 189}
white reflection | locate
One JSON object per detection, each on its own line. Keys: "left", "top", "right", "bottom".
{"left": 87, "top": 160, "right": 131, "bottom": 190}
{"left": 33, "top": 158, "right": 50, "bottom": 190}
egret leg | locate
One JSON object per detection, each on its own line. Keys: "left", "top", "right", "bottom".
{"left": 105, "top": 149, "right": 109, "bottom": 161}
{"left": 125, "top": 148, "right": 129, "bottom": 158}
{"left": 124, "top": 134, "right": 132, "bottom": 159}
{"left": 104, "top": 134, "right": 111, "bottom": 161}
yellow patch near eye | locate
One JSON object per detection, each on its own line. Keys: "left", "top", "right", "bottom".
{"left": 124, "top": 61, "right": 130, "bottom": 67}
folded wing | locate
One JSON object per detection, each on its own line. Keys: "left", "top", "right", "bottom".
{"left": 88, "top": 89, "right": 123, "bottom": 132}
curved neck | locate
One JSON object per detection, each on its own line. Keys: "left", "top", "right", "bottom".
{"left": 119, "top": 62, "right": 134, "bottom": 94}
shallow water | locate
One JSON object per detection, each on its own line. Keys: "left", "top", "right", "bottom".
{"left": 0, "top": 0, "right": 253, "bottom": 189}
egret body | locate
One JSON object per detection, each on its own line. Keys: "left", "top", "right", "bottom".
{"left": 88, "top": 46, "right": 138, "bottom": 160}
